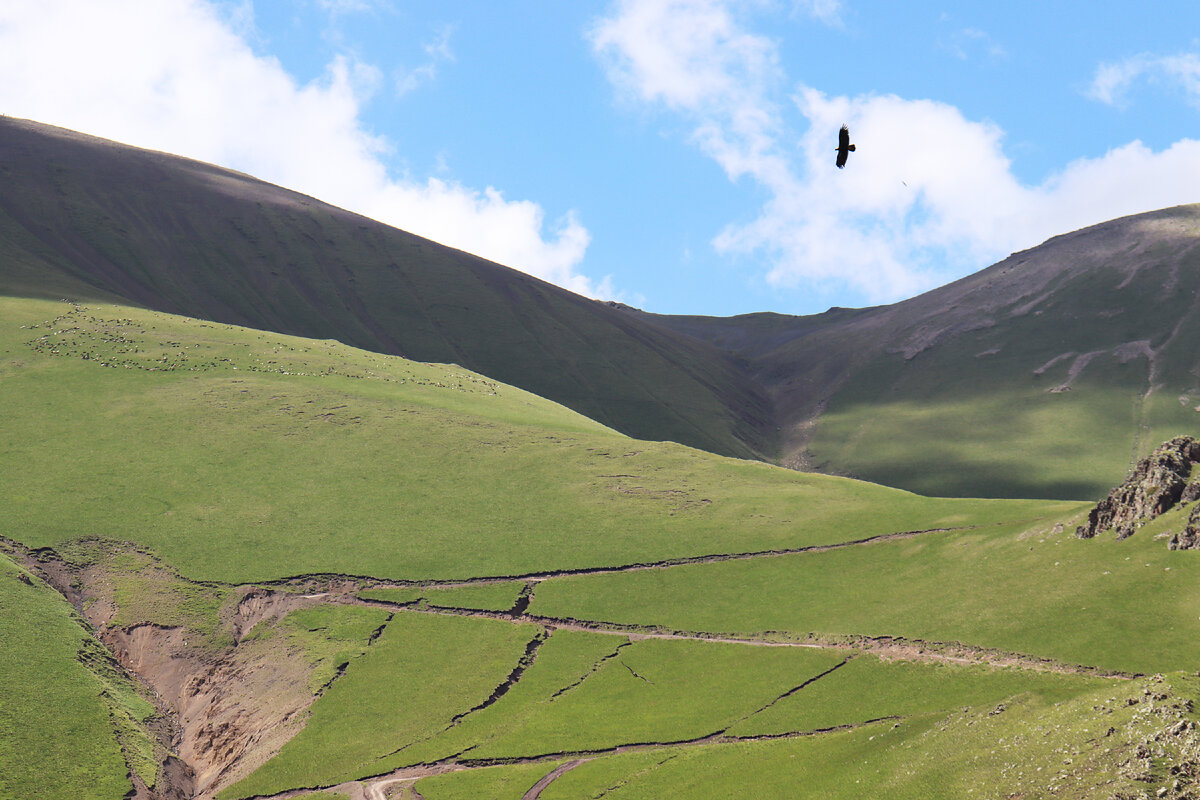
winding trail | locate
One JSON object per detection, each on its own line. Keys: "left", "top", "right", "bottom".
{"left": 348, "top": 597, "right": 1133, "bottom": 679}
{"left": 521, "top": 759, "right": 590, "bottom": 800}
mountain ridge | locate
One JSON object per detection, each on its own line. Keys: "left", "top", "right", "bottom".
{"left": 5, "top": 115, "right": 1200, "bottom": 498}
{"left": 0, "top": 115, "right": 775, "bottom": 462}
{"left": 624, "top": 203, "right": 1200, "bottom": 497}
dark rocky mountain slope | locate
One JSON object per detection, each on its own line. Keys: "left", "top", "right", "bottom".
{"left": 630, "top": 205, "right": 1200, "bottom": 498}
{"left": 0, "top": 116, "right": 774, "bottom": 461}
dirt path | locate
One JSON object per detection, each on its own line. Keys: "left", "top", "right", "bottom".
{"left": 350, "top": 596, "right": 1133, "bottom": 679}
{"left": 521, "top": 759, "right": 591, "bottom": 800}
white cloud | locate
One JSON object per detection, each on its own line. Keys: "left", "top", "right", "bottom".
{"left": 1087, "top": 54, "right": 1155, "bottom": 107}
{"left": 395, "top": 23, "right": 455, "bottom": 97}
{"left": 939, "top": 27, "right": 1006, "bottom": 62}
{"left": 1088, "top": 51, "right": 1200, "bottom": 109}
{"left": 590, "top": 0, "right": 790, "bottom": 200}
{"left": 594, "top": 0, "right": 1200, "bottom": 304}
{"left": 0, "top": 0, "right": 606, "bottom": 297}
{"left": 590, "top": 0, "right": 780, "bottom": 114}
{"left": 791, "top": 0, "right": 843, "bottom": 27}
{"left": 315, "top": 0, "right": 391, "bottom": 16}
{"left": 732, "top": 87, "right": 1200, "bottom": 299}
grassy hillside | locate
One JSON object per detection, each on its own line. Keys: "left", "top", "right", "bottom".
{"left": 8, "top": 117, "right": 1200, "bottom": 501}
{"left": 0, "top": 115, "right": 774, "bottom": 462}
{"left": 2, "top": 297, "right": 1061, "bottom": 584}
{"left": 0, "top": 291, "right": 1106, "bottom": 799}
{"left": 6, "top": 291, "right": 1200, "bottom": 799}
{"left": 530, "top": 506, "right": 1200, "bottom": 675}
{"left": 0, "top": 551, "right": 159, "bottom": 800}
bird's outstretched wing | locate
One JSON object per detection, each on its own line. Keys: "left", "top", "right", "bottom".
{"left": 836, "top": 124, "right": 851, "bottom": 169}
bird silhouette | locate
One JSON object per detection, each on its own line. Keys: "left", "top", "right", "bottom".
{"left": 836, "top": 125, "right": 855, "bottom": 169}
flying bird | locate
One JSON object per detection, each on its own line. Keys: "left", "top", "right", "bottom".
{"left": 836, "top": 124, "right": 855, "bottom": 169}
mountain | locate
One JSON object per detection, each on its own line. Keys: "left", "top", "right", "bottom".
{"left": 4, "top": 114, "right": 1200, "bottom": 503}
{"left": 0, "top": 116, "right": 774, "bottom": 462}
{"left": 630, "top": 205, "right": 1200, "bottom": 498}
{"left": 8, "top": 117, "right": 1200, "bottom": 800}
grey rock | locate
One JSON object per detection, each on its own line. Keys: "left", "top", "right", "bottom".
{"left": 1076, "top": 436, "right": 1200, "bottom": 540}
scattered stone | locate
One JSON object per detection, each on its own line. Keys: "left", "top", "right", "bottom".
{"left": 1077, "top": 436, "right": 1200, "bottom": 540}
{"left": 16, "top": 572, "right": 32, "bottom": 585}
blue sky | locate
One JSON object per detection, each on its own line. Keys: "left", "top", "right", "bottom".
{"left": 3, "top": 1, "right": 1200, "bottom": 316}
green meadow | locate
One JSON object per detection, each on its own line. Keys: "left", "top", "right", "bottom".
{"left": 529, "top": 672, "right": 1200, "bottom": 800}
{"left": 0, "top": 297, "right": 1067, "bottom": 585}
{"left": 0, "top": 552, "right": 158, "bottom": 800}
{"left": 223, "top": 611, "right": 540, "bottom": 798}
{"left": 414, "top": 671, "right": 1176, "bottom": 800}
{"left": 530, "top": 506, "right": 1200, "bottom": 675}
{"left": 5, "top": 291, "right": 1200, "bottom": 800}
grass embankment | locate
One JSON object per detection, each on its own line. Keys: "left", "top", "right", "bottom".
{"left": 223, "top": 611, "right": 540, "bottom": 798}
{"left": 0, "top": 297, "right": 1068, "bottom": 584}
{"left": 53, "top": 538, "right": 233, "bottom": 650}
{"left": 413, "top": 661, "right": 1144, "bottom": 800}
{"left": 524, "top": 673, "right": 1200, "bottom": 800}
{"left": 261, "top": 604, "right": 393, "bottom": 694}
{"left": 358, "top": 581, "right": 527, "bottom": 612}
{"left": 531, "top": 507, "right": 1200, "bottom": 675}
{"left": 0, "top": 552, "right": 158, "bottom": 799}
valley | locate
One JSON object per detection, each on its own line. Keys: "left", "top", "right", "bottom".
{"left": 4, "top": 117, "right": 1200, "bottom": 799}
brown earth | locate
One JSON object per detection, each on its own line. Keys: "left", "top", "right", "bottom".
{"left": 12, "top": 538, "right": 343, "bottom": 800}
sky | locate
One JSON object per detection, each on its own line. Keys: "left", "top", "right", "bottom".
{"left": 2, "top": 1, "right": 1200, "bottom": 317}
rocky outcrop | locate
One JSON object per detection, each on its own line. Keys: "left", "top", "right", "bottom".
{"left": 1076, "top": 436, "right": 1200, "bottom": 540}
{"left": 1168, "top": 504, "right": 1200, "bottom": 550}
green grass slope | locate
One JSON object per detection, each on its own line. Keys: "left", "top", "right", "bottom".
{"left": 528, "top": 672, "right": 1200, "bottom": 800}
{"left": 531, "top": 506, "right": 1200, "bottom": 675}
{"left": 0, "top": 296, "right": 1062, "bottom": 584}
{"left": 0, "top": 115, "right": 774, "bottom": 462}
{"left": 2, "top": 291, "right": 1102, "bottom": 797}
{"left": 9, "top": 287, "right": 1200, "bottom": 799}
{"left": 0, "top": 552, "right": 158, "bottom": 800}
